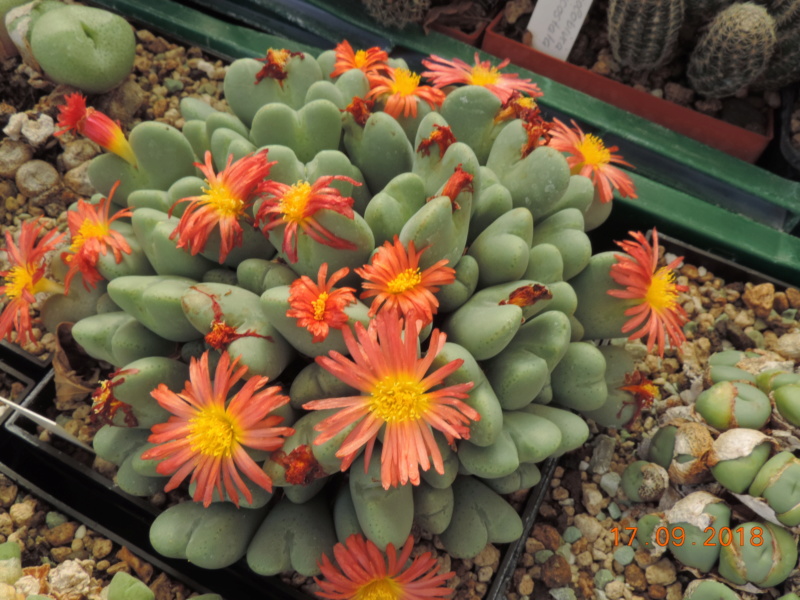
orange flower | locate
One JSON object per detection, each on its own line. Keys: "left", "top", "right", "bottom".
{"left": 367, "top": 67, "right": 445, "bottom": 119}
{"left": 417, "top": 124, "right": 457, "bottom": 157}
{"left": 91, "top": 367, "right": 139, "bottom": 427}
{"left": 607, "top": 229, "right": 689, "bottom": 357}
{"left": 192, "top": 286, "right": 274, "bottom": 350}
{"left": 520, "top": 118, "right": 554, "bottom": 158}
{"left": 287, "top": 263, "right": 357, "bottom": 343}
{"left": 421, "top": 53, "right": 543, "bottom": 103}
{"left": 330, "top": 40, "right": 389, "bottom": 78}
{"left": 55, "top": 93, "right": 138, "bottom": 167}
{"left": 270, "top": 445, "right": 326, "bottom": 486}
{"left": 499, "top": 284, "right": 552, "bottom": 307}
{"left": 315, "top": 534, "right": 454, "bottom": 600}
{"left": 434, "top": 164, "right": 474, "bottom": 211}
{"left": 341, "top": 96, "right": 375, "bottom": 127}
{"left": 304, "top": 312, "right": 478, "bottom": 489}
{"left": 494, "top": 91, "right": 543, "bottom": 123}
{"left": 141, "top": 351, "right": 294, "bottom": 507}
{"left": 0, "top": 220, "right": 65, "bottom": 345}
{"left": 61, "top": 181, "right": 133, "bottom": 294}
{"left": 255, "top": 175, "right": 358, "bottom": 264}
{"left": 255, "top": 48, "right": 305, "bottom": 85}
{"left": 169, "top": 150, "right": 274, "bottom": 263}
{"left": 618, "top": 370, "right": 660, "bottom": 426}
{"left": 548, "top": 118, "right": 637, "bottom": 204}
{"left": 355, "top": 237, "right": 455, "bottom": 325}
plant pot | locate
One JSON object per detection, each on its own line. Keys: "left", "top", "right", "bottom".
{"left": 481, "top": 13, "right": 774, "bottom": 164}
{"left": 430, "top": 20, "right": 489, "bottom": 47}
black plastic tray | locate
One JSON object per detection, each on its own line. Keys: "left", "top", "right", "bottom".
{"left": 3, "top": 363, "right": 558, "bottom": 600}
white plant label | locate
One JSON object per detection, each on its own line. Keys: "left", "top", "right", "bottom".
{"left": 525, "top": 0, "right": 595, "bottom": 61}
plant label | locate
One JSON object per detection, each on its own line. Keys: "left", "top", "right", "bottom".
{"left": 525, "top": 0, "right": 594, "bottom": 61}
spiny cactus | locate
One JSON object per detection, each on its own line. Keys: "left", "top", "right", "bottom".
{"left": 359, "top": 0, "right": 430, "bottom": 28}
{"left": 764, "top": 0, "right": 800, "bottom": 27}
{"left": 753, "top": 27, "right": 800, "bottom": 89}
{"left": 607, "top": 0, "right": 685, "bottom": 69}
{"left": 687, "top": 2, "right": 777, "bottom": 98}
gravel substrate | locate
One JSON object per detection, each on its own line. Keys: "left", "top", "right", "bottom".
{"left": 507, "top": 251, "right": 800, "bottom": 600}
{"left": 0, "top": 473, "right": 199, "bottom": 599}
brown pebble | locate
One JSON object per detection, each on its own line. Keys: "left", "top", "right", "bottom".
{"left": 532, "top": 523, "right": 562, "bottom": 551}
{"left": 50, "top": 546, "right": 73, "bottom": 563}
{"left": 517, "top": 574, "right": 534, "bottom": 596}
{"left": 786, "top": 287, "right": 800, "bottom": 309}
{"left": 106, "top": 561, "right": 130, "bottom": 575}
{"left": 742, "top": 282, "right": 775, "bottom": 318}
{"left": 92, "top": 538, "right": 113, "bottom": 560}
{"left": 624, "top": 563, "right": 647, "bottom": 591}
{"left": 773, "top": 291, "right": 789, "bottom": 314}
{"left": 44, "top": 522, "right": 77, "bottom": 546}
{"left": 540, "top": 554, "right": 571, "bottom": 588}
{"left": 649, "top": 584, "right": 667, "bottom": 599}
{"left": 576, "top": 571, "right": 595, "bottom": 598}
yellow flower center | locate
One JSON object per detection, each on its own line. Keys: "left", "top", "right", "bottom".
{"left": 468, "top": 64, "right": 501, "bottom": 87}
{"left": 354, "top": 577, "right": 403, "bottom": 600}
{"left": 516, "top": 97, "right": 537, "bottom": 109}
{"left": 390, "top": 69, "right": 421, "bottom": 97}
{"left": 576, "top": 134, "right": 611, "bottom": 167}
{"left": 189, "top": 405, "right": 239, "bottom": 458}
{"left": 203, "top": 183, "right": 246, "bottom": 219}
{"left": 270, "top": 48, "right": 292, "bottom": 67}
{"left": 279, "top": 181, "right": 312, "bottom": 223}
{"left": 312, "top": 292, "right": 329, "bottom": 321}
{"left": 3, "top": 265, "right": 61, "bottom": 299}
{"left": 369, "top": 375, "right": 429, "bottom": 423}
{"left": 386, "top": 268, "right": 422, "bottom": 294}
{"left": 645, "top": 267, "right": 680, "bottom": 313}
{"left": 353, "top": 50, "right": 369, "bottom": 69}
{"left": 70, "top": 219, "right": 110, "bottom": 253}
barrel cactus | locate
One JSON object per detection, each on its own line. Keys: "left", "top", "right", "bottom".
{"left": 686, "top": 2, "right": 777, "bottom": 97}
{"left": 607, "top": 0, "right": 685, "bottom": 69}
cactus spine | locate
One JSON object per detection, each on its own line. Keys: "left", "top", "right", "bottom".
{"left": 766, "top": 0, "right": 800, "bottom": 27}
{"left": 359, "top": 0, "right": 430, "bottom": 28}
{"left": 687, "top": 2, "right": 777, "bottom": 97}
{"left": 607, "top": 0, "right": 685, "bottom": 69}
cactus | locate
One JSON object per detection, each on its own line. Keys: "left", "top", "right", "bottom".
{"left": 765, "top": 0, "right": 800, "bottom": 27}
{"left": 753, "top": 27, "right": 800, "bottom": 89}
{"left": 359, "top": 0, "right": 430, "bottom": 28}
{"left": 687, "top": 2, "right": 777, "bottom": 97}
{"left": 607, "top": 0, "right": 685, "bottom": 69}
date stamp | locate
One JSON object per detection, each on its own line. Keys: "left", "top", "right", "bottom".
{"left": 611, "top": 526, "right": 764, "bottom": 547}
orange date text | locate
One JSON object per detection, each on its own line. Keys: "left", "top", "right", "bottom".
{"left": 611, "top": 526, "right": 764, "bottom": 547}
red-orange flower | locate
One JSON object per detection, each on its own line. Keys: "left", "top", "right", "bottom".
{"left": 169, "top": 150, "right": 274, "bottom": 263}
{"left": 421, "top": 53, "right": 543, "bottom": 103}
{"left": 548, "top": 118, "right": 637, "bottom": 204}
{"left": 499, "top": 284, "right": 552, "bottom": 307}
{"left": 330, "top": 40, "right": 389, "bottom": 78}
{"left": 91, "top": 367, "right": 139, "bottom": 427}
{"left": 304, "top": 312, "right": 478, "bottom": 489}
{"left": 367, "top": 67, "right": 445, "bottom": 119}
{"left": 520, "top": 118, "right": 554, "bottom": 158}
{"left": 434, "top": 164, "right": 474, "bottom": 211}
{"left": 0, "top": 220, "right": 65, "bottom": 345}
{"left": 255, "top": 175, "right": 358, "bottom": 264}
{"left": 141, "top": 351, "right": 293, "bottom": 507}
{"left": 287, "top": 263, "right": 357, "bottom": 343}
{"left": 342, "top": 96, "right": 375, "bottom": 127}
{"left": 417, "top": 124, "right": 457, "bottom": 157}
{"left": 316, "top": 534, "right": 454, "bottom": 600}
{"left": 619, "top": 370, "right": 660, "bottom": 426}
{"left": 255, "top": 48, "right": 305, "bottom": 85}
{"left": 494, "top": 91, "right": 543, "bottom": 123}
{"left": 607, "top": 229, "right": 689, "bottom": 357}
{"left": 55, "top": 93, "right": 138, "bottom": 167}
{"left": 355, "top": 237, "right": 455, "bottom": 325}
{"left": 61, "top": 182, "right": 133, "bottom": 294}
